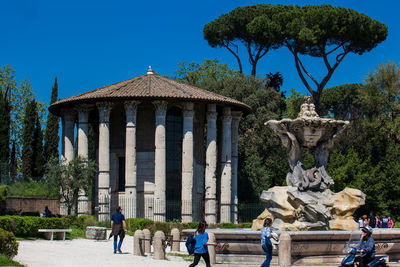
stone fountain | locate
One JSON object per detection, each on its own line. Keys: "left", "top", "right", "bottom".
{"left": 252, "top": 97, "right": 365, "bottom": 231}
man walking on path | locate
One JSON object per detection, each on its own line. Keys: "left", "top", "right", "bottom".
{"left": 111, "top": 207, "right": 127, "bottom": 254}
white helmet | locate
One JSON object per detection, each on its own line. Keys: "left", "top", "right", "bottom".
{"left": 362, "top": 226, "right": 373, "bottom": 235}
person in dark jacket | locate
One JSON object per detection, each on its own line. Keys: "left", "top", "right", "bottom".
{"left": 110, "top": 207, "right": 127, "bottom": 254}
{"left": 356, "top": 226, "right": 375, "bottom": 267}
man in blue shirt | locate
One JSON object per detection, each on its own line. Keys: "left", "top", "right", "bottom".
{"left": 356, "top": 226, "right": 375, "bottom": 267}
{"left": 110, "top": 207, "right": 127, "bottom": 254}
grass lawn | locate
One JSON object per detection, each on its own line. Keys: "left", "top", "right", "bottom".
{"left": 0, "top": 254, "right": 23, "bottom": 266}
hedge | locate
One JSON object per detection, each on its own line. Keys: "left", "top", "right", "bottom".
{"left": 0, "top": 216, "right": 69, "bottom": 237}
{"left": 0, "top": 228, "right": 18, "bottom": 258}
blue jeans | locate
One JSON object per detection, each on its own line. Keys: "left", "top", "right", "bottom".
{"left": 261, "top": 239, "right": 272, "bottom": 267}
{"left": 114, "top": 235, "right": 123, "bottom": 252}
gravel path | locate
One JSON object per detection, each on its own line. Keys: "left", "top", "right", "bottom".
{"left": 14, "top": 236, "right": 197, "bottom": 267}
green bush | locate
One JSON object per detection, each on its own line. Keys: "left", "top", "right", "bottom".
{"left": 0, "top": 254, "right": 22, "bottom": 266}
{"left": 239, "top": 222, "right": 252, "bottom": 228}
{"left": 125, "top": 218, "right": 153, "bottom": 233}
{"left": 77, "top": 215, "right": 97, "bottom": 230}
{"left": 0, "top": 216, "right": 69, "bottom": 237}
{"left": 221, "top": 222, "right": 238, "bottom": 229}
{"left": 0, "top": 229, "right": 18, "bottom": 258}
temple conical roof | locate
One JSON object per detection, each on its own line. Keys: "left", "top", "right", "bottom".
{"left": 49, "top": 71, "right": 251, "bottom": 115}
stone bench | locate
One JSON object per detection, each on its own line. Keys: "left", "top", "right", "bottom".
{"left": 86, "top": 226, "right": 107, "bottom": 240}
{"left": 38, "top": 229, "right": 72, "bottom": 241}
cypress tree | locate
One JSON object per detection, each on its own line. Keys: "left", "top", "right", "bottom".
{"left": 44, "top": 77, "right": 59, "bottom": 161}
{"left": 0, "top": 89, "right": 10, "bottom": 165}
{"left": 0, "top": 89, "right": 10, "bottom": 183}
{"left": 10, "top": 140, "right": 16, "bottom": 181}
{"left": 32, "top": 114, "right": 45, "bottom": 180}
{"left": 21, "top": 100, "right": 36, "bottom": 180}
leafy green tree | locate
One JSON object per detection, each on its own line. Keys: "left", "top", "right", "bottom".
{"left": 21, "top": 100, "right": 37, "bottom": 180}
{"left": 10, "top": 141, "right": 16, "bottom": 182}
{"left": 0, "top": 89, "right": 10, "bottom": 165}
{"left": 208, "top": 4, "right": 387, "bottom": 108}
{"left": 251, "top": 4, "right": 388, "bottom": 109}
{"left": 285, "top": 88, "right": 304, "bottom": 119}
{"left": 0, "top": 65, "right": 46, "bottom": 166}
{"left": 44, "top": 77, "right": 60, "bottom": 161}
{"left": 175, "top": 60, "right": 287, "bottom": 201}
{"left": 32, "top": 115, "right": 45, "bottom": 179}
{"left": 45, "top": 156, "right": 96, "bottom": 215}
{"left": 203, "top": 5, "right": 288, "bottom": 76}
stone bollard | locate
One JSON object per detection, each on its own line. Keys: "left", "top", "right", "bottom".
{"left": 208, "top": 232, "right": 217, "bottom": 264}
{"left": 143, "top": 229, "right": 152, "bottom": 254}
{"left": 171, "top": 228, "right": 180, "bottom": 252}
{"left": 153, "top": 231, "right": 166, "bottom": 260}
{"left": 278, "top": 232, "right": 291, "bottom": 267}
{"left": 134, "top": 230, "right": 145, "bottom": 256}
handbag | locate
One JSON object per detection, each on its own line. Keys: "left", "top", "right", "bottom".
{"left": 185, "top": 232, "right": 197, "bottom": 255}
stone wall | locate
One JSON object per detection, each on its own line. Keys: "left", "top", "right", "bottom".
{"left": 6, "top": 197, "right": 60, "bottom": 215}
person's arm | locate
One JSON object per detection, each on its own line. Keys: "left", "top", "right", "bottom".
{"left": 111, "top": 220, "right": 114, "bottom": 228}
{"left": 122, "top": 220, "right": 127, "bottom": 232}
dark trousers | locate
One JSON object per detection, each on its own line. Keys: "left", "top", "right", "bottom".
{"left": 355, "top": 255, "right": 373, "bottom": 267}
{"left": 189, "top": 252, "right": 211, "bottom": 267}
{"left": 261, "top": 239, "right": 273, "bottom": 267}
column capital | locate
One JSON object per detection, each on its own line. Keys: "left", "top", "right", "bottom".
{"left": 61, "top": 108, "right": 76, "bottom": 122}
{"left": 231, "top": 111, "right": 242, "bottom": 121}
{"left": 76, "top": 105, "right": 91, "bottom": 123}
{"left": 153, "top": 101, "right": 168, "bottom": 117}
{"left": 97, "top": 102, "right": 112, "bottom": 123}
{"left": 183, "top": 103, "right": 194, "bottom": 118}
{"left": 208, "top": 103, "right": 217, "bottom": 113}
{"left": 207, "top": 111, "right": 218, "bottom": 121}
{"left": 124, "top": 101, "right": 140, "bottom": 119}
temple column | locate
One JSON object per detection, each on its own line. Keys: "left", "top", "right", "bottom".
{"left": 62, "top": 110, "right": 75, "bottom": 163}
{"left": 97, "top": 102, "right": 112, "bottom": 221}
{"left": 60, "top": 109, "right": 75, "bottom": 215}
{"left": 205, "top": 104, "right": 218, "bottom": 224}
{"left": 220, "top": 107, "right": 232, "bottom": 223}
{"left": 181, "top": 102, "right": 194, "bottom": 223}
{"left": 153, "top": 101, "right": 167, "bottom": 222}
{"left": 77, "top": 106, "right": 90, "bottom": 216}
{"left": 231, "top": 111, "right": 242, "bottom": 224}
{"left": 124, "top": 101, "right": 139, "bottom": 218}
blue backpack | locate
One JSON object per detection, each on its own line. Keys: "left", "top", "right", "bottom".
{"left": 185, "top": 233, "right": 196, "bottom": 255}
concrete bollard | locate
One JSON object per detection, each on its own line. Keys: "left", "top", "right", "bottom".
{"left": 153, "top": 231, "right": 166, "bottom": 260}
{"left": 208, "top": 232, "right": 217, "bottom": 264}
{"left": 278, "top": 232, "right": 291, "bottom": 267}
{"left": 134, "top": 230, "right": 145, "bottom": 256}
{"left": 171, "top": 228, "right": 180, "bottom": 252}
{"left": 143, "top": 229, "right": 151, "bottom": 254}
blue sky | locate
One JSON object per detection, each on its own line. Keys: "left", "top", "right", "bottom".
{"left": 0, "top": 0, "right": 398, "bottom": 105}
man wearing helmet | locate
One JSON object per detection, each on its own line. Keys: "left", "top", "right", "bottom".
{"left": 355, "top": 226, "right": 375, "bottom": 267}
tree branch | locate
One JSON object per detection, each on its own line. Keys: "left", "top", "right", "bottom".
{"left": 223, "top": 41, "right": 243, "bottom": 73}
{"left": 285, "top": 41, "right": 315, "bottom": 95}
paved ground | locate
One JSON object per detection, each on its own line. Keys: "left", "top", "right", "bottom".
{"left": 14, "top": 236, "right": 400, "bottom": 267}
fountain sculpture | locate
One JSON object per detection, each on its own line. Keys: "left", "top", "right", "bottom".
{"left": 252, "top": 97, "right": 365, "bottom": 231}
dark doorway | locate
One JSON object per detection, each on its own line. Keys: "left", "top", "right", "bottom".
{"left": 118, "top": 157, "right": 125, "bottom": 192}
{"left": 166, "top": 107, "right": 182, "bottom": 221}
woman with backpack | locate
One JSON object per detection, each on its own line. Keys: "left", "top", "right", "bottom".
{"left": 189, "top": 221, "right": 216, "bottom": 267}
{"left": 261, "top": 218, "right": 274, "bottom": 267}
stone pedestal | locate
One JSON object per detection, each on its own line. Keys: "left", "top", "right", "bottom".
{"left": 86, "top": 226, "right": 106, "bottom": 240}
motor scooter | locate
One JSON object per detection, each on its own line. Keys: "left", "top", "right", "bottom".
{"left": 340, "top": 231, "right": 388, "bottom": 267}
